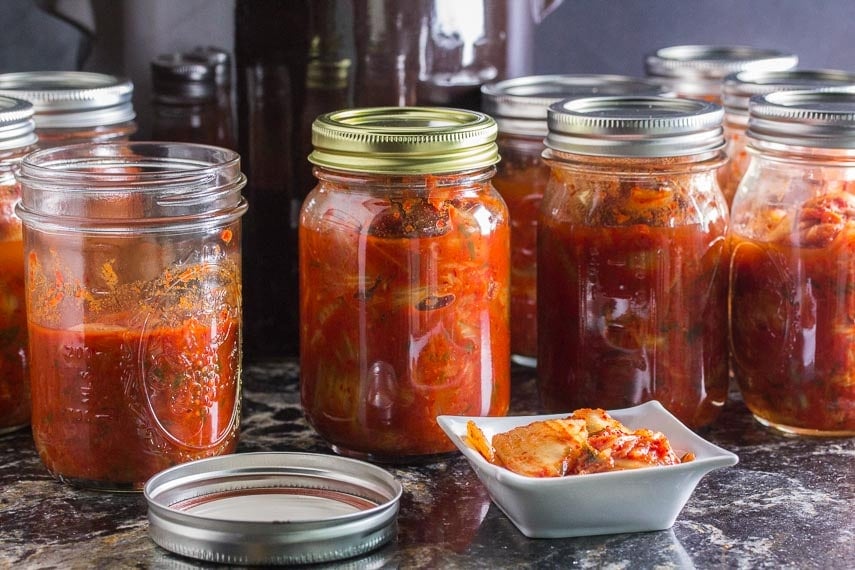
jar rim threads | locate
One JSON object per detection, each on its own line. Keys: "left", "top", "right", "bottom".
{"left": 16, "top": 142, "right": 247, "bottom": 233}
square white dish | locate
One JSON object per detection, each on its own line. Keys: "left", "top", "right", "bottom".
{"left": 437, "top": 400, "right": 738, "bottom": 539}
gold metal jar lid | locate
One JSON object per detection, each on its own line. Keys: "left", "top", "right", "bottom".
{"left": 309, "top": 107, "right": 499, "bottom": 174}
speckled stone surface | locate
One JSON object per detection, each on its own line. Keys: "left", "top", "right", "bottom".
{"left": 1, "top": 361, "right": 853, "bottom": 569}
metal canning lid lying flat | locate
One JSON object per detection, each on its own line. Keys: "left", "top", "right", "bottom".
{"left": 747, "top": 89, "right": 855, "bottom": 148}
{"left": 308, "top": 106, "right": 499, "bottom": 174}
{"left": 481, "top": 74, "right": 672, "bottom": 137}
{"left": 143, "top": 452, "right": 403, "bottom": 566}
{"left": 0, "top": 71, "right": 135, "bottom": 129}
{"left": 545, "top": 95, "right": 725, "bottom": 157}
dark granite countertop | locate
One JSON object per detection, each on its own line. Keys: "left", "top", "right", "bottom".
{"left": 1, "top": 361, "right": 853, "bottom": 569}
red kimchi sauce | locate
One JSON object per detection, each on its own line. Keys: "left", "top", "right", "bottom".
{"left": 730, "top": 193, "right": 855, "bottom": 433}
{"left": 538, "top": 155, "right": 729, "bottom": 428}
{"left": 0, "top": 235, "right": 28, "bottom": 432}
{"left": 300, "top": 171, "right": 510, "bottom": 460}
{"left": 492, "top": 134, "right": 550, "bottom": 360}
{"left": 29, "top": 318, "right": 239, "bottom": 489}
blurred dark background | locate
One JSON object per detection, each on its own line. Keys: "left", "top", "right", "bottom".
{"left": 2, "top": 0, "right": 852, "bottom": 137}
{"left": 0, "top": 0, "right": 855, "bottom": 134}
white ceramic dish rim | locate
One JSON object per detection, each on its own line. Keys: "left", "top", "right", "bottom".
{"left": 437, "top": 400, "right": 739, "bottom": 490}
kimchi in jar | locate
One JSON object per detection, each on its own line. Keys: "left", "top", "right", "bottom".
{"left": 719, "top": 70, "right": 855, "bottom": 208}
{"left": 730, "top": 90, "right": 855, "bottom": 436}
{"left": 539, "top": 96, "right": 729, "bottom": 429}
{"left": 16, "top": 142, "right": 247, "bottom": 490}
{"left": 644, "top": 45, "right": 798, "bottom": 103}
{"left": 481, "top": 75, "right": 669, "bottom": 366}
{"left": 0, "top": 71, "right": 136, "bottom": 147}
{"left": 301, "top": 107, "right": 510, "bottom": 462}
{"left": 0, "top": 96, "right": 37, "bottom": 435}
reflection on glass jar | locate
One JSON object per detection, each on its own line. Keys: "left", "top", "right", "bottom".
{"left": 301, "top": 107, "right": 510, "bottom": 462}
{"left": 0, "top": 71, "right": 137, "bottom": 147}
{"left": 539, "top": 96, "right": 729, "bottom": 429}
{"left": 0, "top": 96, "right": 37, "bottom": 435}
{"left": 482, "top": 75, "right": 670, "bottom": 365}
{"left": 16, "top": 142, "right": 247, "bottom": 490}
{"left": 730, "top": 90, "right": 855, "bottom": 436}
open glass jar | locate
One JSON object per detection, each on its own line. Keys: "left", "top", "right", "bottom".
{"left": 481, "top": 74, "right": 669, "bottom": 366}
{"left": 301, "top": 107, "right": 510, "bottom": 462}
{"left": 16, "top": 142, "right": 247, "bottom": 490}
{"left": 539, "top": 96, "right": 729, "bottom": 429}
{"left": 0, "top": 96, "right": 37, "bottom": 434}
{"left": 729, "top": 90, "right": 855, "bottom": 436}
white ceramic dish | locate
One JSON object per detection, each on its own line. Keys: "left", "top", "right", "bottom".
{"left": 437, "top": 400, "right": 738, "bottom": 538}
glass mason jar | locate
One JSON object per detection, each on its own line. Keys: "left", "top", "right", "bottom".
{"left": 730, "top": 90, "right": 855, "bottom": 436}
{"left": 482, "top": 74, "right": 669, "bottom": 366}
{"left": 16, "top": 142, "right": 247, "bottom": 490}
{"left": 0, "top": 96, "right": 37, "bottom": 435}
{"left": 301, "top": 107, "right": 510, "bottom": 462}
{"left": 539, "top": 96, "right": 729, "bottom": 428}
{"left": 644, "top": 45, "right": 798, "bottom": 103}
{"left": 719, "top": 70, "right": 855, "bottom": 208}
{"left": 0, "top": 71, "right": 137, "bottom": 147}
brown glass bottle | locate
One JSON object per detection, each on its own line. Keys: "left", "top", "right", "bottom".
{"left": 235, "top": 0, "right": 312, "bottom": 360}
{"left": 151, "top": 53, "right": 236, "bottom": 149}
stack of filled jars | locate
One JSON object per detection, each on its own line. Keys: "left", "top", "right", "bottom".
{"left": 4, "top": 42, "right": 855, "bottom": 497}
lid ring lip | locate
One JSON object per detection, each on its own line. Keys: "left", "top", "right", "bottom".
{"left": 144, "top": 452, "right": 403, "bottom": 523}
{"left": 143, "top": 452, "right": 402, "bottom": 565}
